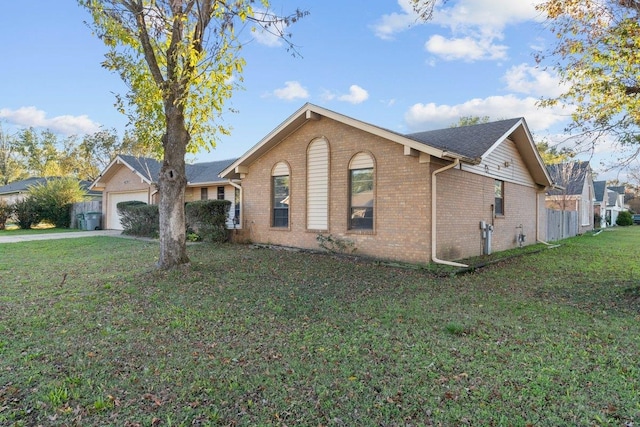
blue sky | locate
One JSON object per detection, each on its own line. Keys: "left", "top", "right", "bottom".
{"left": 0, "top": 1, "right": 631, "bottom": 180}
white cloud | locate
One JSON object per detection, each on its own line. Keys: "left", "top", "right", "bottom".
{"left": 404, "top": 94, "right": 571, "bottom": 132}
{"left": 272, "top": 81, "right": 309, "bottom": 101}
{"left": 375, "top": 0, "right": 546, "bottom": 62}
{"left": 0, "top": 106, "right": 101, "bottom": 135}
{"left": 338, "top": 85, "right": 369, "bottom": 104}
{"left": 425, "top": 34, "right": 507, "bottom": 61}
{"left": 429, "top": 0, "right": 543, "bottom": 30}
{"left": 250, "top": 9, "right": 289, "bottom": 47}
{"left": 371, "top": 0, "right": 418, "bottom": 40}
{"left": 503, "top": 63, "right": 567, "bottom": 97}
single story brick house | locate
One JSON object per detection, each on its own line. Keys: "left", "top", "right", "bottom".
{"left": 90, "top": 155, "right": 238, "bottom": 230}
{"left": 221, "top": 103, "right": 553, "bottom": 266}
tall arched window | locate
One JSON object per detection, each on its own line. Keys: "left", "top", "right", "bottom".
{"left": 349, "top": 152, "right": 374, "bottom": 230}
{"left": 272, "top": 162, "right": 290, "bottom": 228}
{"left": 307, "top": 138, "right": 329, "bottom": 230}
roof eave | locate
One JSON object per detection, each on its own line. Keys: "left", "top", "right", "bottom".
{"left": 220, "top": 103, "right": 469, "bottom": 179}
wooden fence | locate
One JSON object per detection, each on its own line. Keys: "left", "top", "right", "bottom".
{"left": 546, "top": 209, "right": 578, "bottom": 242}
{"left": 70, "top": 201, "right": 102, "bottom": 229}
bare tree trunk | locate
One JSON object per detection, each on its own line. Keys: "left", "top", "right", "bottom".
{"left": 157, "top": 103, "right": 190, "bottom": 269}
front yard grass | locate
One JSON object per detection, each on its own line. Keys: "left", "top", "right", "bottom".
{"left": 0, "top": 228, "right": 638, "bottom": 426}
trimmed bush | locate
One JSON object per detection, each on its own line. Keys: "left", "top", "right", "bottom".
{"left": 185, "top": 199, "right": 231, "bottom": 242}
{"left": 117, "top": 201, "right": 159, "bottom": 237}
{"left": 616, "top": 210, "right": 633, "bottom": 226}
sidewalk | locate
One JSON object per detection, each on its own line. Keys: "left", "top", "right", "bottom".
{"left": 0, "top": 229, "right": 124, "bottom": 244}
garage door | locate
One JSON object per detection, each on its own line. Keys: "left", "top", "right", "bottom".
{"left": 107, "top": 191, "right": 149, "bottom": 230}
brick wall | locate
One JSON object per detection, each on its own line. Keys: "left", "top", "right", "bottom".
{"left": 239, "top": 116, "right": 545, "bottom": 264}
{"left": 240, "top": 117, "right": 433, "bottom": 263}
{"left": 435, "top": 166, "right": 543, "bottom": 259}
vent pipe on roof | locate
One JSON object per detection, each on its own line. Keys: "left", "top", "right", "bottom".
{"left": 431, "top": 158, "right": 469, "bottom": 268}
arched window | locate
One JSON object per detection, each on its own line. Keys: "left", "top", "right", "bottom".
{"left": 307, "top": 138, "right": 329, "bottom": 230}
{"left": 348, "top": 152, "right": 374, "bottom": 230}
{"left": 272, "top": 162, "right": 290, "bottom": 228}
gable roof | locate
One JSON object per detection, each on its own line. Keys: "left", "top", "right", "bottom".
{"left": 607, "top": 188, "right": 622, "bottom": 207}
{"left": 91, "top": 155, "right": 237, "bottom": 189}
{"left": 546, "top": 161, "right": 592, "bottom": 196}
{"left": 0, "top": 177, "right": 100, "bottom": 197}
{"left": 405, "top": 118, "right": 523, "bottom": 159}
{"left": 593, "top": 180, "right": 607, "bottom": 202}
{"left": 220, "top": 103, "right": 552, "bottom": 187}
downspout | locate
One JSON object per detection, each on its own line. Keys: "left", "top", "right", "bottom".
{"left": 431, "top": 158, "right": 469, "bottom": 267}
{"left": 227, "top": 180, "right": 242, "bottom": 228}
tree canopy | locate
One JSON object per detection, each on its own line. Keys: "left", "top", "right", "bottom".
{"left": 0, "top": 124, "right": 148, "bottom": 184}
{"left": 536, "top": 1, "right": 640, "bottom": 159}
{"left": 79, "top": 0, "right": 307, "bottom": 268}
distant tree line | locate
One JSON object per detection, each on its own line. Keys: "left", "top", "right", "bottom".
{"left": 0, "top": 123, "right": 152, "bottom": 185}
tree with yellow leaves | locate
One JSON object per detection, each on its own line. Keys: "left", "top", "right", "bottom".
{"left": 535, "top": 1, "right": 640, "bottom": 154}
{"left": 79, "top": 1, "right": 307, "bottom": 269}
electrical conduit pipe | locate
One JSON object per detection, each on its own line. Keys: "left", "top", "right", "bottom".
{"left": 431, "top": 158, "right": 469, "bottom": 267}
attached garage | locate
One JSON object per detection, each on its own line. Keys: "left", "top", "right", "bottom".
{"left": 90, "top": 155, "right": 238, "bottom": 232}
{"left": 107, "top": 191, "right": 150, "bottom": 230}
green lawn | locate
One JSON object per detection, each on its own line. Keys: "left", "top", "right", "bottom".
{"left": 0, "top": 228, "right": 638, "bottom": 426}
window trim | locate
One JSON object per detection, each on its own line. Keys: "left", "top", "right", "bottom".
{"left": 494, "top": 179, "right": 504, "bottom": 217}
{"left": 348, "top": 152, "right": 375, "bottom": 232}
{"left": 217, "top": 186, "right": 225, "bottom": 200}
{"left": 200, "top": 187, "right": 208, "bottom": 200}
{"left": 271, "top": 162, "right": 291, "bottom": 229}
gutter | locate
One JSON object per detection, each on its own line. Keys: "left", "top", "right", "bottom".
{"left": 431, "top": 158, "right": 469, "bottom": 268}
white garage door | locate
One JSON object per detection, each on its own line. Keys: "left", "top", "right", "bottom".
{"left": 108, "top": 191, "right": 149, "bottom": 230}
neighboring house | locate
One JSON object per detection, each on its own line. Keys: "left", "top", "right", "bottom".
{"left": 220, "top": 103, "right": 553, "bottom": 265}
{"left": 0, "top": 177, "right": 101, "bottom": 204}
{"left": 605, "top": 186, "right": 626, "bottom": 226}
{"left": 593, "top": 180, "right": 607, "bottom": 228}
{"left": 90, "top": 155, "right": 238, "bottom": 230}
{"left": 545, "top": 161, "right": 595, "bottom": 235}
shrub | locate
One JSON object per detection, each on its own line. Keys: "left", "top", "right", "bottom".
{"left": 117, "top": 201, "right": 159, "bottom": 237}
{"left": 0, "top": 200, "right": 13, "bottom": 230}
{"left": 616, "top": 210, "right": 633, "bottom": 226}
{"left": 13, "top": 197, "right": 41, "bottom": 229}
{"left": 185, "top": 199, "right": 231, "bottom": 242}
{"left": 27, "top": 178, "right": 87, "bottom": 228}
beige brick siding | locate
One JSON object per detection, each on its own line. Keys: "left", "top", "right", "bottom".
{"left": 238, "top": 116, "right": 544, "bottom": 264}
{"left": 239, "top": 117, "right": 432, "bottom": 263}
{"left": 434, "top": 165, "right": 543, "bottom": 259}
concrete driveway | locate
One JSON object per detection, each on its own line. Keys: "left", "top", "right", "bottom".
{"left": 0, "top": 229, "right": 124, "bottom": 244}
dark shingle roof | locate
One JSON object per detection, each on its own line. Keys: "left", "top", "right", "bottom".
{"left": 186, "top": 159, "right": 237, "bottom": 184}
{"left": 0, "top": 177, "right": 99, "bottom": 196}
{"left": 117, "top": 155, "right": 237, "bottom": 184}
{"left": 593, "top": 180, "right": 606, "bottom": 202}
{"left": 546, "top": 161, "right": 591, "bottom": 195}
{"left": 117, "top": 155, "right": 163, "bottom": 183}
{"left": 404, "top": 118, "right": 523, "bottom": 159}
{"left": 0, "top": 177, "right": 48, "bottom": 194}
